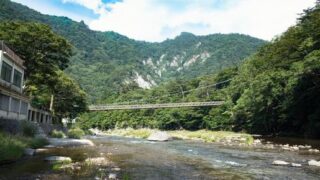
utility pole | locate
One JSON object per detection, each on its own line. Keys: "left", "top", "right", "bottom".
{"left": 179, "top": 85, "right": 185, "bottom": 100}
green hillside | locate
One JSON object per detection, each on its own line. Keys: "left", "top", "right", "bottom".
{"left": 78, "top": 2, "right": 320, "bottom": 138}
{"left": 0, "top": 0, "right": 266, "bottom": 102}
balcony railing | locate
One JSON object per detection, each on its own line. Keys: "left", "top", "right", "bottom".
{"left": 0, "top": 41, "right": 25, "bottom": 69}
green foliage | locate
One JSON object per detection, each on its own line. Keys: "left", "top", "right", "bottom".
{"left": 76, "top": 66, "right": 238, "bottom": 131}
{"left": 0, "top": 20, "right": 87, "bottom": 119}
{"left": 67, "top": 128, "right": 85, "bottom": 139}
{"left": 0, "top": 132, "right": 25, "bottom": 163}
{"left": 0, "top": 21, "right": 72, "bottom": 84}
{"left": 0, "top": 132, "right": 48, "bottom": 163}
{"left": 20, "top": 121, "right": 37, "bottom": 137}
{"left": 53, "top": 71, "right": 87, "bottom": 119}
{"left": 226, "top": 2, "right": 320, "bottom": 137}
{"left": 50, "top": 130, "right": 66, "bottom": 138}
{"left": 27, "top": 137, "right": 49, "bottom": 149}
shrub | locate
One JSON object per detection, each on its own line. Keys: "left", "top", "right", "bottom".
{"left": 28, "top": 137, "right": 49, "bottom": 148}
{"left": 50, "top": 130, "right": 66, "bottom": 138}
{"left": 21, "top": 121, "right": 37, "bottom": 137}
{"left": 0, "top": 132, "right": 25, "bottom": 163}
{"left": 67, "top": 128, "right": 85, "bottom": 139}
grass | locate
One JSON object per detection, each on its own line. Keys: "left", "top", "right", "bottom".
{"left": 50, "top": 130, "right": 66, "bottom": 138}
{"left": 0, "top": 132, "right": 25, "bottom": 163}
{"left": 68, "top": 128, "right": 85, "bottom": 139}
{"left": 104, "top": 128, "right": 254, "bottom": 145}
{"left": 105, "top": 128, "right": 154, "bottom": 139}
{"left": 168, "top": 130, "right": 254, "bottom": 145}
{"left": 0, "top": 132, "right": 49, "bottom": 163}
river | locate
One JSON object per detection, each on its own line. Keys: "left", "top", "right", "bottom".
{"left": 0, "top": 135, "right": 320, "bottom": 179}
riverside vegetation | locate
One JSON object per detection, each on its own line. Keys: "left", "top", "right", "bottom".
{"left": 99, "top": 128, "right": 254, "bottom": 145}
{"left": 0, "top": 121, "right": 48, "bottom": 163}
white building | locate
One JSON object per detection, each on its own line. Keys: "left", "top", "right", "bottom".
{"left": 0, "top": 41, "right": 52, "bottom": 123}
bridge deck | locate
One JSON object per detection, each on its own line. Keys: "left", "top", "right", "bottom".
{"left": 89, "top": 101, "right": 224, "bottom": 111}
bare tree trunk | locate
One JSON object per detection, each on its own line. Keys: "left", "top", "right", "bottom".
{"left": 50, "top": 94, "right": 54, "bottom": 112}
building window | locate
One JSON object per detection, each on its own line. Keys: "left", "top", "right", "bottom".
{"left": 0, "top": 93, "right": 10, "bottom": 111}
{"left": 13, "top": 69, "right": 22, "bottom": 88}
{"left": 11, "top": 97, "right": 20, "bottom": 113}
{"left": 1, "top": 61, "right": 13, "bottom": 82}
{"left": 20, "top": 101, "right": 28, "bottom": 115}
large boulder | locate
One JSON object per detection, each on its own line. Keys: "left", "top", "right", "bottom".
{"left": 147, "top": 131, "right": 172, "bottom": 141}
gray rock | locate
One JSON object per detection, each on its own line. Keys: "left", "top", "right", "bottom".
{"left": 272, "top": 160, "right": 289, "bottom": 166}
{"left": 108, "top": 173, "right": 117, "bottom": 179}
{"left": 24, "top": 148, "right": 35, "bottom": 156}
{"left": 308, "top": 149, "right": 319, "bottom": 153}
{"left": 291, "top": 163, "right": 302, "bottom": 167}
{"left": 45, "top": 156, "right": 72, "bottom": 162}
{"left": 35, "top": 148, "right": 49, "bottom": 154}
{"left": 291, "top": 146, "right": 299, "bottom": 151}
{"left": 147, "top": 131, "right": 172, "bottom": 141}
{"left": 85, "top": 157, "right": 108, "bottom": 166}
{"left": 308, "top": 160, "right": 320, "bottom": 167}
{"left": 253, "top": 139, "right": 261, "bottom": 144}
{"left": 112, "top": 167, "right": 121, "bottom": 171}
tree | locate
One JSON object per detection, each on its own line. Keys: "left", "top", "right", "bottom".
{"left": 53, "top": 71, "right": 87, "bottom": 119}
{"left": 0, "top": 21, "right": 87, "bottom": 120}
{"left": 0, "top": 21, "right": 72, "bottom": 88}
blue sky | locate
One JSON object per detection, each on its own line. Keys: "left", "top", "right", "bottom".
{"left": 12, "top": 0, "right": 317, "bottom": 42}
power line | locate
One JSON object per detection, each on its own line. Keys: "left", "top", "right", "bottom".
{"left": 102, "top": 79, "right": 233, "bottom": 105}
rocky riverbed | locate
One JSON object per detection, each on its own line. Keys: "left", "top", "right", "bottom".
{"left": 0, "top": 134, "right": 320, "bottom": 179}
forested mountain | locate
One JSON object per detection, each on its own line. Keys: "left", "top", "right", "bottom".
{"left": 79, "top": 2, "right": 320, "bottom": 138}
{"left": 0, "top": 0, "right": 266, "bottom": 102}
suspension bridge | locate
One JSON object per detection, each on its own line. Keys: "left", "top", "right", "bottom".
{"left": 89, "top": 101, "right": 224, "bottom": 111}
{"left": 88, "top": 79, "right": 231, "bottom": 111}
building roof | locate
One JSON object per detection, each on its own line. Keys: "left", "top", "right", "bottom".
{"left": 0, "top": 41, "right": 26, "bottom": 69}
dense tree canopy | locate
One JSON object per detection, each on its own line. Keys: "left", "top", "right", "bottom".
{"left": 0, "top": 21, "right": 71, "bottom": 87}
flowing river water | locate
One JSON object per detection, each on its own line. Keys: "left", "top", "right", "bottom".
{"left": 0, "top": 135, "right": 320, "bottom": 179}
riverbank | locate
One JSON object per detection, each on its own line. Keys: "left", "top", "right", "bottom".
{"left": 91, "top": 128, "right": 254, "bottom": 145}
{"left": 0, "top": 132, "right": 48, "bottom": 163}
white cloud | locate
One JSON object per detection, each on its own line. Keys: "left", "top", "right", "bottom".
{"left": 86, "top": 0, "right": 316, "bottom": 42}
{"left": 12, "top": 0, "right": 95, "bottom": 23}
{"left": 14, "top": 0, "right": 318, "bottom": 42}
{"left": 62, "top": 0, "right": 107, "bottom": 14}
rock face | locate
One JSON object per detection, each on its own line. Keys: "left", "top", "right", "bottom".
{"left": 45, "top": 156, "right": 72, "bottom": 162}
{"left": 272, "top": 160, "right": 289, "bottom": 166}
{"left": 147, "top": 132, "right": 172, "bottom": 141}
{"left": 308, "top": 160, "right": 320, "bottom": 167}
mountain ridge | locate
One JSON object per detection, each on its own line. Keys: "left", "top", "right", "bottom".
{"left": 0, "top": 0, "right": 266, "bottom": 102}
